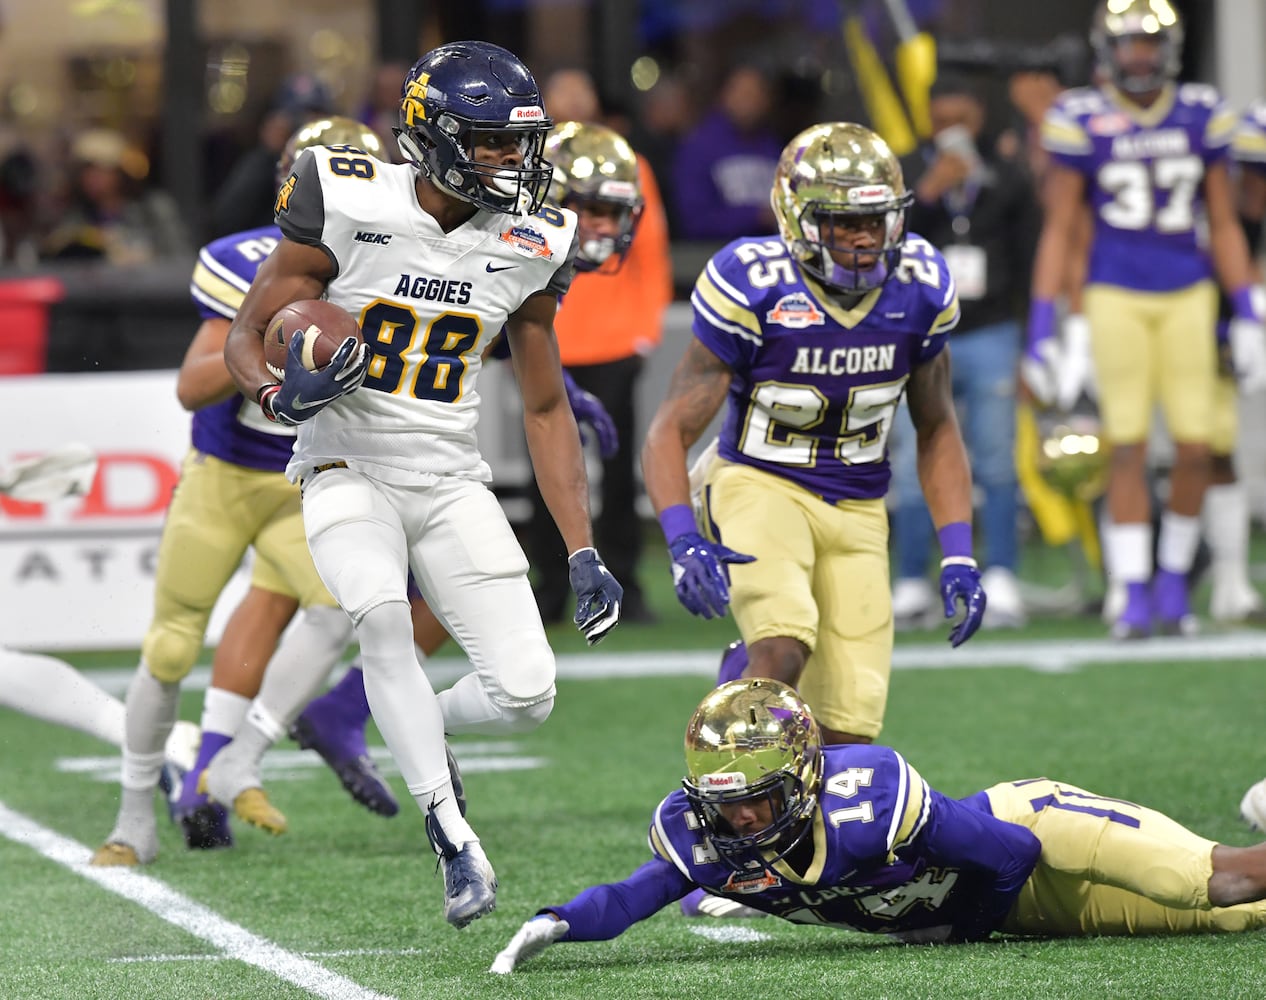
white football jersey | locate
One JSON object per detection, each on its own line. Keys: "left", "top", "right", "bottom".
{"left": 276, "top": 145, "right": 579, "bottom": 484}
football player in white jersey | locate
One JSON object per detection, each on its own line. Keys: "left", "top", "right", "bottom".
{"left": 223, "top": 41, "right": 622, "bottom": 929}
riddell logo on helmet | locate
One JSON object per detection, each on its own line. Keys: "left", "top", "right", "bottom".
{"left": 699, "top": 772, "right": 747, "bottom": 790}
{"left": 847, "top": 185, "right": 892, "bottom": 204}
{"left": 509, "top": 106, "right": 545, "bottom": 122}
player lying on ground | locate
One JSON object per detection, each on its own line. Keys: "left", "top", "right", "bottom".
{"left": 492, "top": 678, "right": 1266, "bottom": 972}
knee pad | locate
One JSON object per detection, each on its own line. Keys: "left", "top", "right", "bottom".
{"left": 492, "top": 693, "right": 554, "bottom": 733}
{"left": 494, "top": 637, "right": 556, "bottom": 704}
{"left": 140, "top": 614, "right": 204, "bottom": 683}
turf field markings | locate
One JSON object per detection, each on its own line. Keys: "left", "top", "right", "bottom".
{"left": 84, "top": 630, "right": 1266, "bottom": 697}
{"left": 0, "top": 800, "right": 395, "bottom": 1000}
{"left": 687, "top": 925, "right": 773, "bottom": 944}
{"left": 110, "top": 947, "right": 429, "bottom": 964}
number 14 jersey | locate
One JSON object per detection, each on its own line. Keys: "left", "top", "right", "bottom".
{"left": 691, "top": 233, "right": 959, "bottom": 502}
{"left": 1042, "top": 82, "right": 1238, "bottom": 292}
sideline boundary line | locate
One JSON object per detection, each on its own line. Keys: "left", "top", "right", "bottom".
{"left": 0, "top": 801, "right": 393, "bottom": 1000}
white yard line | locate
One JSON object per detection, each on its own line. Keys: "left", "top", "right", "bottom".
{"left": 80, "top": 630, "right": 1266, "bottom": 696}
{"left": 0, "top": 801, "right": 394, "bottom": 1000}
{"left": 686, "top": 925, "right": 773, "bottom": 944}
{"left": 110, "top": 947, "right": 428, "bottom": 964}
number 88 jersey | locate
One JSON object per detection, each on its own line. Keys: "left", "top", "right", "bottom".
{"left": 1041, "top": 82, "right": 1239, "bottom": 292}
{"left": 275, "top": 144, "right": 579, "bottom": 485}
{"left": 691, "top": 232, "right": 959, "bottom": 502}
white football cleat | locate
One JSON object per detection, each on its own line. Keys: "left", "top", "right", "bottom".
{"left": 892, "top": 577, "right": 935, "bottom": 629}
{"left": 1209, "top": 577, "right": 1265, "bottom": 624}
{"left": 981, "top": 567, "right": 1027, "bottom": 629}
{"left": 1240, "top": 779, "right": 1266, "bottom": 832}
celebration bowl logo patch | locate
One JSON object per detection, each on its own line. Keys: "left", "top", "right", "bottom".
{"left": 766, "top": 293, "right": 826, "bottom": 329}
{"left": 1087, "top": 112, "right": 1130, "bottom": 136}
{"left": 721, "top": 868, "right": 782, "bottom": 894}
{"left": 499, "top": 225, "right": 554, "bottom": 259}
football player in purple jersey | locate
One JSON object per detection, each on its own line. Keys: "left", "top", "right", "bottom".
{"left": 491, "top": 679, "right": 1266, "bottom": 974}
{"left": 643, "top": 121, "right": 985, "bottom": 751}
{"left": 1024, "top": 0, "right": 1266, "bottom": 638}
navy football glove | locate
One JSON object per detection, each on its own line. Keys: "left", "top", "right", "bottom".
{"left": 568, "top": 548, "right": 622, "bottom": 645}
{"left": 562, "top": 370, "right": 619, "bottom": 459}
{"left": 261, "top": 332, "right": 369, "bottom": 425}
{"left": 940, "top": 560, "right": 987, "bottom": 647}
{"left": 668, "top": 532, "right": 755, "bottom": 619}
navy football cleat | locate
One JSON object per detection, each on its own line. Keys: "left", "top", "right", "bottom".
{"left": 425, "top": 802, "right": 496, "bottom": 929}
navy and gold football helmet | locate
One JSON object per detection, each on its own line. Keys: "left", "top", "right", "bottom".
{"left": 771, "top": 122, "right": 913, "bottom": 293}
{"left": 1091, "top": 0, "right": 1183, "bottom": 96}
{"left": 276, "top": 116, "right": 385, "bottom": 186}
{"left": 682, "top": 679, "right": 822, "bottom": 866}
{"left": 395, "top": 41, "right": 553, "bottom": 215}
{"left": 545, "top": 121, "right": 644, "bottom": 270}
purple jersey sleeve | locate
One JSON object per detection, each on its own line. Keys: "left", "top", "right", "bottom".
{"left": 544, "top": 857, "right": 693, "bottom": 941}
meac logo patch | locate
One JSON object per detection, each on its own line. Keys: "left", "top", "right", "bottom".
{"left": 766, "top": 293, "right": 826, "bottom": 329}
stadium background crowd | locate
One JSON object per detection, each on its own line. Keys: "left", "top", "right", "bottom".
{"left": 0, "top": 0, "right": 1263, "bottom": 635}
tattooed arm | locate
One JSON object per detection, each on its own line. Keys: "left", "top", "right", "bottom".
{"left": 641, "top": 338, "right": 733, "bottom": 518}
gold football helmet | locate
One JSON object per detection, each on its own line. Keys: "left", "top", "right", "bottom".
{"left": 1035, "top": 407, "right": 1109, "bottom": 503}
{"left": 682, "top": 679, "right": 822, "bottom": 865}
{"left": 1091, "top": 0, "right": 1182, "bottom": 95}
{"left": 545, "top": 121, "right": 644, "bottom": 270}
{"left": 276, "top": 116, "right": 385, "bottom": 185}
{"left": 771, "top": 122, "right": 913, "bottom": 294}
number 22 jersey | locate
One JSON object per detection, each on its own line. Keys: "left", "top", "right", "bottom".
{"left": 691, "top": 233, "right": 959, "bottom": 502}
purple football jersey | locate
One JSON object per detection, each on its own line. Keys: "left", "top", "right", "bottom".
{"left": 187, "top": 225, "right": 296, "bottom": 471}
{"left": 691, "top": 233, "right": 958, "bottom": 502}
{"left": 1042, "top": 83, "right": 1236, "bottom": 292}
{"left": 1233, "top": 99, "right": 1266, "bottom": 174}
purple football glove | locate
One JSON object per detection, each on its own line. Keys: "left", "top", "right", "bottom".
{"left": 940, "top": 561, "right": 986, "bottom": 647}
{"left": 667, "top": 532, "right": 756, "bottom": 619}
{"left": 562, "top": 370, "right": 618, "bottom": 459}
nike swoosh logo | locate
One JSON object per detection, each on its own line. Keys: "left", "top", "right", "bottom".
{"left": 291, "top": 392, "right": 342, "bottom": 410}
{"left": 486, "top": 262, "right": 519, "bottom": 272}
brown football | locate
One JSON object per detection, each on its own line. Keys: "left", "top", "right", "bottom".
{"left": 263, "top": 299, "right": 363, "bottom": 380}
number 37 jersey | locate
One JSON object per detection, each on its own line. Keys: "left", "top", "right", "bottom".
{"left": 1041, "top": 83, "right": 1238, "bottom": 292}
{"left": 692, "top": 234, "right": 959, "bottom": 501}
{"left": 276, "top": 145, "right": 579, "bottom": 485}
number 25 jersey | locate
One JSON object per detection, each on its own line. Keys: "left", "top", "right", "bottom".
{"left": 1041, "top": 82, "right": 1238, "bottom": 292}
{"left": 275, "top": 145, "right": 579, "bottom": 485}
{"left": 691, "top": 233, "right": 959, "bottom": 502}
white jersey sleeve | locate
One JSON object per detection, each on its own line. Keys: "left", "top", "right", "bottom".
{"left": 276, "top": 146, "right": 580, "bottom": 484}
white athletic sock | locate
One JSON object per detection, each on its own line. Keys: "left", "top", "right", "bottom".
{"left": 1203, "top": 483, "right": 1252, "bottom": 586}
{"left": 0, "top": 649, "right": 123, "bottom": 745}
{"left": 244, "top": 699, "right": 287, "bottom": 743}
{"left": 123, "top": 662, "right": 180, "bottom": 759}
{"left": 1105, "top": 521, "right": 1153, "bottom": 584}
{"left": 199, "top": 687, "right": 250, "bottom": 739}
{"left": 1157, "top": 511, "right": 1201, "bottom": 574}
{"left": 357, "top": 601, "right": 475, "bottom": 847}
{"left": 255, "top": 605, "right": 353, "bottom": 727}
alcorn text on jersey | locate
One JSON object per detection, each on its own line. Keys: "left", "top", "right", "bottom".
{"left": 1041, "top": 82, "right": 1237, "bottom": 291}
{"left": 275, "top": 145, "right": 579, "bottom": 484}
{"left": 691, "top": 232, "right": 959, "bottom": 502}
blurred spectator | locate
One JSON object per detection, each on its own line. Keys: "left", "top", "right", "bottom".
{"left": 0, "top": 142, "right": 39, "bottom": 265}
{"left": 206, "top": 73, "right": 335, "bottom": 239}
{"left": 357, "top": 61, "right": 410, "bottom": 162}
{"left": 887, "top": 74, "right": 1040, "bottom": 630}
{"left": 626, "top": 73, "right": 693, "bottom": 238}
{"left": 39, "top": 129, "right": 190, "bottom": 266}
{"left": 529, "top": 72, "right": 673, "bottom": 624}
{"left": 671, "top": 63, "right": 782, "bottom": 242}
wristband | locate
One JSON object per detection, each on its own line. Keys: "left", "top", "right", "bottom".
{"left": 937, "top": 522, "right": 974, "bottom": 566}
{"left": 1027, "top": 299, "right": 1056, "bottom": 346}
{"left": 257, "top": 383, "right": 282, "bottom": 422}
{"left": 658, "top": 504, "right": 697, "bottom": 543}
{"left": 1230, "top": 285, "right": 1266, "bottom": 322}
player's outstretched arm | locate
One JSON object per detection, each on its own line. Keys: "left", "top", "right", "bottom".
{"left": 907, "top": 351, "right": 985, "bottom": 646}
{"left": 642, "top": 339, "right": 753, "bottom": 619}
{"left": 490, "top": 857, "right": 693, "bottom": 973}
{"left": 508, "top": 293, "right": 622, "bottom": 644}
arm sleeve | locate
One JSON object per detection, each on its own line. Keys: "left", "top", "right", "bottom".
{"left": 545, "top": 227, "right": 580, "bottom": 297}
{"left": 902, "top": 789, "right": 1041, "bottom": 941}
{"left": 542, "top": 857, "right": 694, "bottom": 941}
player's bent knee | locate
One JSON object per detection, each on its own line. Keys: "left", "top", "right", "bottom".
{"left": 496, "top": 639, "right": 555, "bottom": 704}
{"left": 298, "top": 604, "right": 354, "bottom": 647}
{"left": 141, "top": 623, "right": 203, "bottom": 683}
{"left": 492, "top": 693, "right": 554, "bottom": 733}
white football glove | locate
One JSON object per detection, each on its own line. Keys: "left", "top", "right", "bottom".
{"left": 1021, "top": 337, "right": 1061, "bottom": 408}
{"left": 489, "top": 915, "right": 569, "bottom": 974}
{"left": 1056, "top": 312, "right": 1095, "bottom": 411}
{"left": 1229, "top": 317, "right": 1266, "bottom": 393}
{"left": 0, "top": 443, "right": 98, "bottom": 502}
